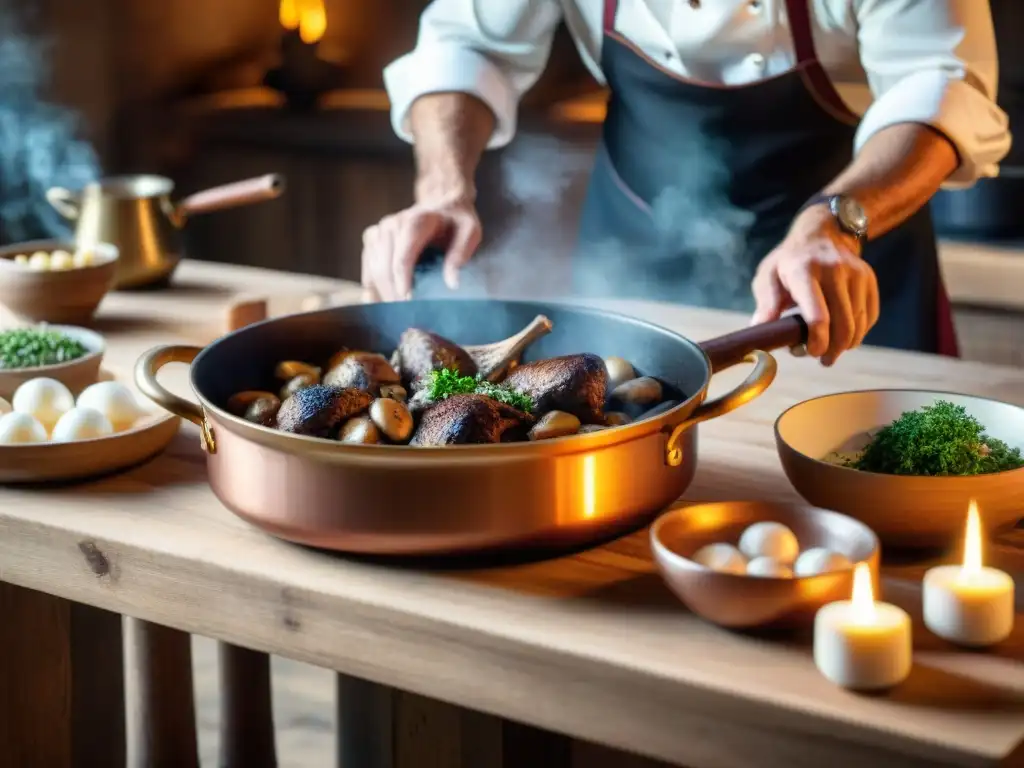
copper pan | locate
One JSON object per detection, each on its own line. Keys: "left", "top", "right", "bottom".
{"left": 135, "top": 301, "right": 807, "bottom": 556}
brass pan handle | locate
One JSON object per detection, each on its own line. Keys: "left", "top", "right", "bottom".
{"left": 664, "top": 350, "right": 777, "bottom": 467}
{"left": 46, "top": 186, "right": 80, "bottom": 220}
{"left": 135, "top": 345, "right": 216, "bottom": 452}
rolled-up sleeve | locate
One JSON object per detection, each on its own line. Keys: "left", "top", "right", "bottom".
{"left": 383, "top": 0, "right": 564, "bottom": 149}
{"left": 853, "top": 0, "right": 1011, "bottom": 187}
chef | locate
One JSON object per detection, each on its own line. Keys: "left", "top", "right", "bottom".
{"left": 362, "top": 0, "right": 1009, "bottom": 365}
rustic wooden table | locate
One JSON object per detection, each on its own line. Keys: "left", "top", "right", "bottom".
{"left": 1, "top": 261, "right": 1022, "bottom": 768}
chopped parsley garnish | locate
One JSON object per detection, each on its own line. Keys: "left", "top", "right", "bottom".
{"left": 0, "top": 328, "right": 88, "bottom": 369}
{"left": 426, "top": 367, "right": 533, "bottom": 413}
{"left": 851, "top": 400, "right": 1024, "bottom": 476}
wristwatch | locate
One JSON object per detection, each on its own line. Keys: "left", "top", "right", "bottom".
{"left": 803, "top": 193, "right": 869, "bottom": 243}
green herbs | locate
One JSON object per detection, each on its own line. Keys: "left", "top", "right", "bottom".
{"left": 0, "top": 328, "right": 89, "bottom": 370}
{"left": 425, "top": 367, "right": 533, "bottom": 413}
{"left": 850, "top": 400, "right": 1024, "bottom": 476}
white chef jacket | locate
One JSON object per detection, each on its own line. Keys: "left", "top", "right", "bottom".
{"left": 384, "top": 0, "right": 1011, "bottom": 186}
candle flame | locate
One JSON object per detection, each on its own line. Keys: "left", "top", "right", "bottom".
{"left": 279, "top": 0, "right": 327, "bottom": 44}
{"left": 850, "top": 562, "right": 877, "bottom": 624}
{"left": 962, "top": 500, "right": 983, "bottom": 576}
{"left": 279, "top": 0, "right": 299, "bottom": 29}
{"left": 299, "top": 0, "right": 327, "bottom": 44}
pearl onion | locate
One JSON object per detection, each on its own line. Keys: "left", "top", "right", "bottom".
{"left": 692, "top": 543, "right": 747, "bottom": 574}
{"left": 794, "top": 547, "right": 853, "bottom": 577}
{"left": 0, "top": 412, "right": 48, "bottom": 444}
{"left": 746, "top": 556, "right": 794, "bottom": 578}
{"left": 739, "top": 521, "right": 800, "bottom": 565}
{"left": 49, "top": 250, "right": 73, "bottom": 270}
{"left": 77, "top": 381, "right": 143, "bottom": 432}
{"left": 51, "top": 407, "right": 114, "bottom": 442}
{"left": 12, "top": 377, "right": 74, "bottom": 431}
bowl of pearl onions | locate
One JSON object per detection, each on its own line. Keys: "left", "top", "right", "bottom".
{"left": 0, "top": 375, "right": 180, "bottom": 484}
{"left": 0, "top": 240, "right": 119, "bottom": 325}
{"left": 650, "top": 501, "right": 879, "bottom": 629}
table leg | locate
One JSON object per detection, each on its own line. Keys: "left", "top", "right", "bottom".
{"left": 124, "top": 618, "right": 199, "bottom": 768}
{"left": 334, "top": 674, "right": 576, "bottom": 768}
{"left": 219, "top": 642, "right": 277, "bottom": 768}
{"left": 335, "top": 673, "right": 394, "bottom": 768}
{"left": 0, "top": 582, "right": 126, "bottom": 768}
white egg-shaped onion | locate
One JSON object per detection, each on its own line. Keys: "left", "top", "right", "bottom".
{"left": 77, "top": 381, "right": 143, "bottom": 432}
{"left": 739, "top": 521, "right": 800, "bottom": 565}
{"left": 746, "top": 556, "right": 794, "bottom": 578}
{"left": 0, "top": 412, "right": 48, "bottom": 444}
{"left": 793, "top": 547, "right": 853, "bottom": 577}
{"left": 691, "top": 543, "right": 747, "bottom": 575}
{"left": 12, "top": 377, "right": 74, "bottom": 431}
{"left": 51, "top": 407, "right": 114, "bottom": 442}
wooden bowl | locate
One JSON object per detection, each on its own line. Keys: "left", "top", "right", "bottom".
{"left": 0, "top": 325, "right": 105, "bottom": 401}
{"left": 0, "top": 240, "right": 118, "bottom": 324}
{"left": 650, "top": 501, "right": 880, "bottom": 629}
{"left": 775, "top": 390, "right": 1024, "bottom": 549}
{"left": 0, "top": 372, "right": 180, "bottom": 484}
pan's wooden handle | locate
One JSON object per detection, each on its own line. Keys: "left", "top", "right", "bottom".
{"left": 699, "top": 315, "right": 808, "bottom": 372}
{"left": 173, "top": 174, "right": 285, "bottom": 223}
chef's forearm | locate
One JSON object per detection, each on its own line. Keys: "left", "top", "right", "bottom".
{"left": 821, "top": 123, "right": 959, "bottom": 239}
{"left": 410, "top": 93, "right": 496, "bottom": 205}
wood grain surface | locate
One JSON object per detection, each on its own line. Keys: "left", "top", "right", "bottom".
{"left": 1, "top": 261, "right": 1022, "bottom": 768}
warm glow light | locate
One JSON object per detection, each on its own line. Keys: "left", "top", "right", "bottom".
{"left": 961, "top": 500, "right": 983, "bottom": 577}
{"left": 280, "top": 0, "right": 327, "bottom": 44}
{"left": 279, "top": 0, "right": 299, "bottom": 30}
{"left": 581, "top": 454, "right": 597, "bottom": 519}
{"left": 299, "top": 0, "right": 327, "bottom": 44}
{"left": 850, "top": 563, "right": 877, "bottom": 625}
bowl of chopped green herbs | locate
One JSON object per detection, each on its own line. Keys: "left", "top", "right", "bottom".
{"left": 0, "top": 324, "right": 105, "bottom": 400}
{"left": 775, "top": 390, "right": 1024, "bottom": 549}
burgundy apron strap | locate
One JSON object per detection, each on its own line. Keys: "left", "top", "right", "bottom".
{"left": 603, "top": 0, "right": 618, "bottom": 32}
{"left": 935, "top": 282, "right": 960, "bottom": 358}
{"left": 783, "top": 0, "right": 857, "bottom": 120}
{"left": 783, "top": 0, "right": 817, "bottom": 64}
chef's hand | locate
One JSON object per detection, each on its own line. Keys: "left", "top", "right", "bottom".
{"left": 751, "top": 206, "right": 880, "bottom": 366}
{"left": 360, "top": 197, "right": 482, "bottom": 302}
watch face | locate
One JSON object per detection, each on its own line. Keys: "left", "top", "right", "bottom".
{"left": 836, "top": 196, "right": 868, "bottom": 234}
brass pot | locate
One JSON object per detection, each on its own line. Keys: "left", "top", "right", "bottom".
{"left": 136, "top": 300, "right": 806, "bottom": 556}
{"left": 46, "top": 174, "right": 284, "bottom": 289}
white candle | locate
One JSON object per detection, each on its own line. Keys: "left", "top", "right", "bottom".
{"left": 923, "top": 501, "right": 1015, "bottom": 647}
{"left": 814, "top": 563, "right": 912, "bottom": 691}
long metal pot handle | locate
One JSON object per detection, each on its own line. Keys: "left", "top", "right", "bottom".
{"left": 664, "top": 350, "right": 777, "bottom": 466}
{"left": 135, "top": 345, "right": 216, "bottom": 452}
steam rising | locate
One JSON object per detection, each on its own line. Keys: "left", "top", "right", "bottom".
{"left": 0, "top": 9, "right": 100, "bottom": 243}
{"left": 413, "top": 131, "right": 757, "bottom": 310}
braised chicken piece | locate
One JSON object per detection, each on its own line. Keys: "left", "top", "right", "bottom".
{"left": 502, "top": 353, "right": 608, "bottom": 424}
{"left": 276, "top": 385, "right": 374, "bottom": 437}
{"left": 323, "top": 352, "right": 400, "bottom": 394}
{"left": 391, "top": 328, "right": 477, "bottom": 390}
{"left": 410, "top": 394, "right": 532, "bottom": 446}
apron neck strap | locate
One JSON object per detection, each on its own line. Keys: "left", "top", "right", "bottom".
{"left": 603, "top": 0, "right": 618, "bottom": 32}
{"left": 784, "top": 0, "right": 819, "bottom": 65}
